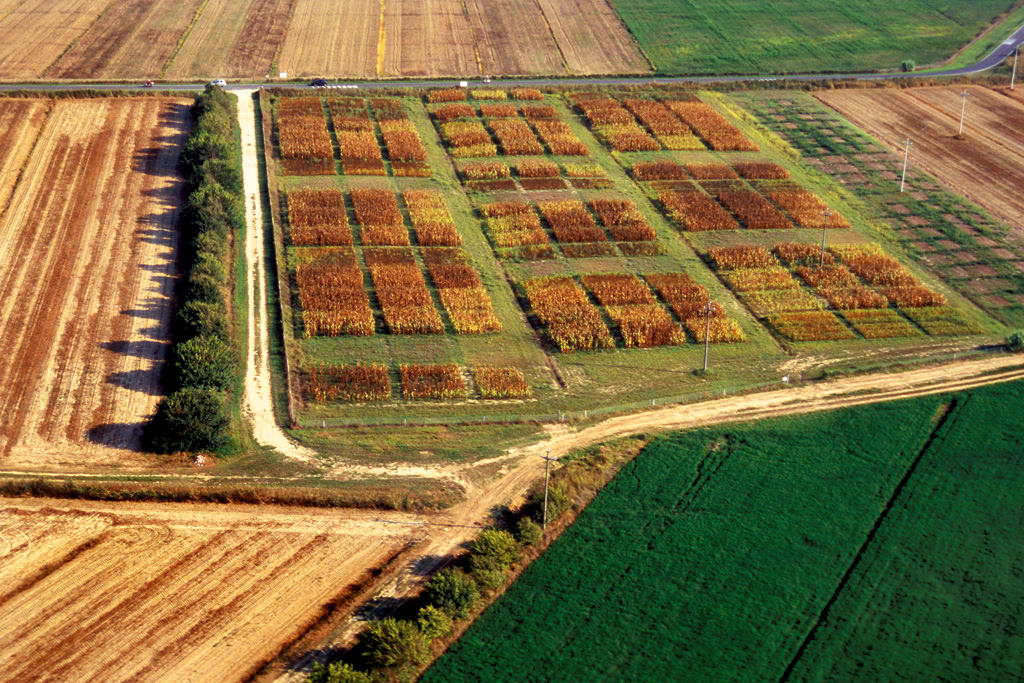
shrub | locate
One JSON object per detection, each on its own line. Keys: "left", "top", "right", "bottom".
{"left": 145, "top": 388, "right": 230, "bottom": 453}
{"left": 529, "top": 480, "right": 571, "bottom": 523}
{"left": 425, "top": 567, "right": 479, "bottom": 619}
{"left": 192, "top": 249, "right": 227, "bottom": 282}
{"left": 470, "top": 529, "right": 519, "bottom": 573}
{"left": 173, "top": 335, "right": 236, "bottom": 390}
{"left": 186, "top": 272, "right": 224, "bottom": 306}
{"left": 416, "top": 605, "right": 453, "bottom": 639}
{"left": 359, "top": 618, "right": 429, "bottom": 670}
{"left": 1008, "top": 331, "right": 1024, "bottom": 352}
{"left": 307, "top": 662, "right": 371, "bottom": 683}
{"left": 901, "top": 59, "right": 916, "bottom": 72}
{"left": 471, "top": 567, "right": 506, "bottom": 592}
{"left": 176, "top": 300, "right": 229, "bottom": 342}
{"left": 516, "top": 517, "right": 543, "bottom": 546}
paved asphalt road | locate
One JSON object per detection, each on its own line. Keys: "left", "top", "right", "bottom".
{"left": 0, "top": 22, "right": 1021, "bottom": 93}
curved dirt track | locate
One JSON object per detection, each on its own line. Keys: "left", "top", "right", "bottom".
{"left": 236, "top": 88, "right": 316, "bottom": 464}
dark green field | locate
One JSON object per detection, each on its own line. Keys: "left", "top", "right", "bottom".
{"left": 422, "top": 379, "right": 1024, "bottom": 681}
{"left": 609, "top": 1, "right": 1016, "bottom": 75}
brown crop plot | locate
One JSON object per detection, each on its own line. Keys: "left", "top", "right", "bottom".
{"left": 0, "top": 0, "right": 109, "bottom": 79}
{"left": 0, "top": 99, "right": 49, "bottom": 216}
{"left": 815, "top": 86, "right": 1024, "bottom": 230}
{"left": 0, "top": 97, "right": 190, "bottom": 468}
{"left": 0, "top": 499, "right": 420, "bottom": 682}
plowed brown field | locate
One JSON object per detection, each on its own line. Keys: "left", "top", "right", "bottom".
{"left": 279, "top": 0, "right": 649, "bottom": 78}
{"left": 0, "top": 97, "right": 189, "bottom": 470}
{"left": 0, "top": 99, "right": 49, "bottom": 216}
{"left": 816, "top": 86, "right": 1024, "bottom": 229}
{"left": 0, "top": 0, "right": 109, "bottom": 78}
{"left": 0, "top": 498, "right": 423, "bottom": 682}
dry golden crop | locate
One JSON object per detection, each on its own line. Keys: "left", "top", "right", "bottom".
{"left": 423, "top": 248, "right": 501, "bottom": 334}
{"left": 488, "top": 118, "right": 544, "bottom": 155}
{"left": 713, "top": 189, "right": 793, "bottom": 230}
{"left": 563, "top": 162, "right": 606, "bottom": 178}
{"left": 590, "top": 198, "right": 656, "bottom": 241}
{"left": 441, "top": 120, "right": 497, "bottom": 157}
{"left": 367, "top": 253, "right": 444, "bottom": 334}
{"left": 474, "top": 366, "right": 532, "bottom": 399}
{"left": 685, "top": 163, "right": 739, "bottom": 180}
{"left": 768, "top": 311, "right": 855, "bottom": 341}
{"left": 633, "top": 161, "right": 687, "bottom": 181}
{"left": 581, "top": 274, "right": 655, "bottom": 305}
{"left": 288, "top": 189, "right": 351, "bottom": 246}
{"left": 277, "top": 97, "right": 334, "bottom": 174}
{"left": 511, "top": 88, "right": 544, "bottom": 100}
{"left": 840, "top": 309, "right": 920, "bottom": 339}
{"left": 531, "top": 119, "right": 588, "bottom": 155}
{"left": 606, "top": 305, "right": 684, "bottom": 347}
{"left": 773, "top": 242, "right": 835, "bottom": 267}
{"left": 830, "top": 244, "right": 917, "bottom": 287}
{"left": 521, "top": 277, "right": 614, "bottom": 352}
{"left": 304, "top": 363, "right": 390, "bottom": 402}
{"left": 664, "top": 99, "right": 758, "bottom": 152}
{"left": 462, "top": 162, "right": 511, "bottom": 180}
{"left": 900, "top": 306, "right": 980, "bottom": 335}
{"left": 622, "top": 98, "right": 703, "bottom": 150}
{"left": 571, "top": 94, "right": 659, "bottom": 151}
{"left": 434, "top": 103, "right": 476, "bottom": 122}
{"left": 428, "top": 88, "right": 466, "bottom": 103}
{"left": 734, "top": 161, "right": 789, "bottom": 179}
{"left": 482, "top": 201, "right": 549, "bottom": 248}
{"left": 539, "top": 200, "right": 606, "bottom": 243}
{"left": 521, "top": 104, "right": 557, "bottom": 119}
{"left": 741, "top": 288, "right": 823, "bottom": 317}
{"left": 684, "top": 316, "right": 745, "bottom": 343}
{"left": 295, "top": 248, "right": 374, "bottom": 337}
{"left": 707, "top": 245, "right": 779, "bottom": 270}
{"left": 517, "top": 159, "right": 559, "bottom": 178}
{"left": 337, "top": 130, "right": 385, "bottom": 175}
{"left": 379, "top": 120, "right": 428, "bottom": 162}
{"left": 878, "top": 286, "right": 946, "bottom": 308}
{"left": 766, "top": 185, "right": 850, "bottom": 228}
{"left": 399, "top": 364, "right": 468, "bottom": 399}
{"left": 471, "top": 89, "right": 508, "bottom": 100}
{"left": 328, "top": 99, "right": 374, "bottom": 132}
{"left": 562, "top": 243, "right": 617, "bottom": 258}
{"left": 725, "top": 266, "right": 799, "bottom": 292}
{"left": 403, "top": 190, "right": 461, "bottom": 246}
{"left": 661, "top": 189, "right": 739, "bottom": 232}
{"left": 645, "top": 272, "right": 709, "bottom": 319}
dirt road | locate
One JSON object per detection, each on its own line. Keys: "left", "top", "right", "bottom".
{"left": 237, "top": 89, "right": 316, "bottom": 464}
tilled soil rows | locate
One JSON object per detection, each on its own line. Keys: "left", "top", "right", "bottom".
{"left": 0, "top": 97, "right": 190, "bottom": 469}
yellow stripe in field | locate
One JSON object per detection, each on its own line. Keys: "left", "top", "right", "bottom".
{"left": 376, "top": 0, "right": 386, "bottom": 77}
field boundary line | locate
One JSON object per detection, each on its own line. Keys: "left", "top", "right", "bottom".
{"left": 777, "top": 397, "right": 962, "bottom": 682}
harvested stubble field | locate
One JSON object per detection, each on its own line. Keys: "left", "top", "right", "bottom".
{"left": 0, "top": 97, "right": 189, "bottom": 469}
{"left": 0, "top": 498, "right": 422, "bottom": 682}
{"left": 815, "top": 86, "right": 1024, "bottom": 230}
{"left": 278, "top": 0, "right": 649, "bottom": 78}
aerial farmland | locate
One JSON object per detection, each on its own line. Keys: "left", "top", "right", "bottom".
{"left": 0, "top": 2, "right": 1022, "bottom": 683}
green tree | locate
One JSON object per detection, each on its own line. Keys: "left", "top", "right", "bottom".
{"left": 145, "top": 387, "right": 229, "bottom": 453}
{"left": 425, "top": 567, "right": 479, "bottom": 620}
{"left": 469, "top": 529, "right": 519, "bottom": 574}
{"left": 359, "top": 617, "right": 429, "bottom": 670}
{"left": 177, "top": 300, "right": 229, "bottom": 341}
{"left": 515, "top": 517, "right": 543, "bottom": 546}
{"left": 416, "top": 605, "right": 453, "bottom": 639}
{"left": 1008, "top": 331, "right": 1024, "bottom": 352}
{"left": 529, "top": 480, "right": 571, "bottom": 523}
{"left": 173, "top": 335, "right": 236, "bottom": 390}
{"left": 307, "top": 661, "right": 371, "bottom": 683}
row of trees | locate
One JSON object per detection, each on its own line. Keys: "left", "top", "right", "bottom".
{"left": 145, "top": 86, "right": 243, "bottom": 454}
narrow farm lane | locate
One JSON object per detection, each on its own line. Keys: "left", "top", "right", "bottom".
{"left": 236, "top": 89, "right": 317, "bottom": 464}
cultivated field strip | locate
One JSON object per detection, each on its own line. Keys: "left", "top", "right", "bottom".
{"left": 0, "top": 0, "right": 108, "bottom": 78}
{"left": 0, "top": 500, "right": 423, "bottom": 682}
{"left": 0, "top": 97, "right": 189, "bottom": 468}
{"left": 45, "top": 0, "right": 204, "bottom": 78}
{"left": 816, "top": 86, "right": 1024, "bottom": 230}
{"left": 163, "top": 0, "right": 295, "bottom": 79}
{"left": 278, "top": 0, "right": 378, "bottom": 77}
{"left": 0, "top": 99, "right": 49, "bottom": 217}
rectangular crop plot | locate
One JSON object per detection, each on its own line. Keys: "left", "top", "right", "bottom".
{"left": 0, "top": 97, "right": 190, "bottom": 466}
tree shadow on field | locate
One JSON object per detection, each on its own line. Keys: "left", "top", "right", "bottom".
{"left": 106, "top": 368, "right": 164, "bottom": 396}
{"left": 354, "top": 596, "right": 405, "bottom": 621}
{"left": 101, "top": 340, "right": 170, "bottom": 359}
{"left": 410, "top": 554, "right": 448, "bottom": 576}
{"left": 86, "top": 422, "right": 145, "bottom": 451}
{"left": 121, "top": 296, "right": 171, "bottom": 321}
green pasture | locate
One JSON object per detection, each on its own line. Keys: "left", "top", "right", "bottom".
{"left": 423, "top": 379, "right": 1024, "bottom": 681}
{"left": 609, "top": 0, "right": 1017, "bottom": 75}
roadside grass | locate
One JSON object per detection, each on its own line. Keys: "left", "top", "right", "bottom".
{"left": 608, "top": 0, "right": 1017, "bottom": 75}
{"left": 918, "top": 3, "right": 1024, "bottom": 72}
{"left": 423, "top": 378, "right": 1024, "bottom": 681}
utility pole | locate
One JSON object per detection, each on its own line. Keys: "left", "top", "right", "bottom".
{"left": 541, "top": 450, "right": 558, "bottom": 529}
{"left": 702, "top": 301, "right": 715, "bottom": 373}
{"left": 900, "top": 137, "right": 912, "bottom": 193}
{"left": 958, "top": 89, "right": 969, "bottom": 137}
{"left": 819, "top": 209, "right": 831, "bottom": 267}
{"left": 1012, "top": 47, "right": 1019, "bottom": 90}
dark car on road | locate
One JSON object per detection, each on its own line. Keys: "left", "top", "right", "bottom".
{"left": 310, "top": 78, "right": 328, "bottom": 87}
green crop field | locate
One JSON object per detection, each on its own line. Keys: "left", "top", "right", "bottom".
{"left": 609, "top": 1, "right": 1017, "bottom": 75}
{"left": 422, "top": 379, "right": 1024, "bottom": 681}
